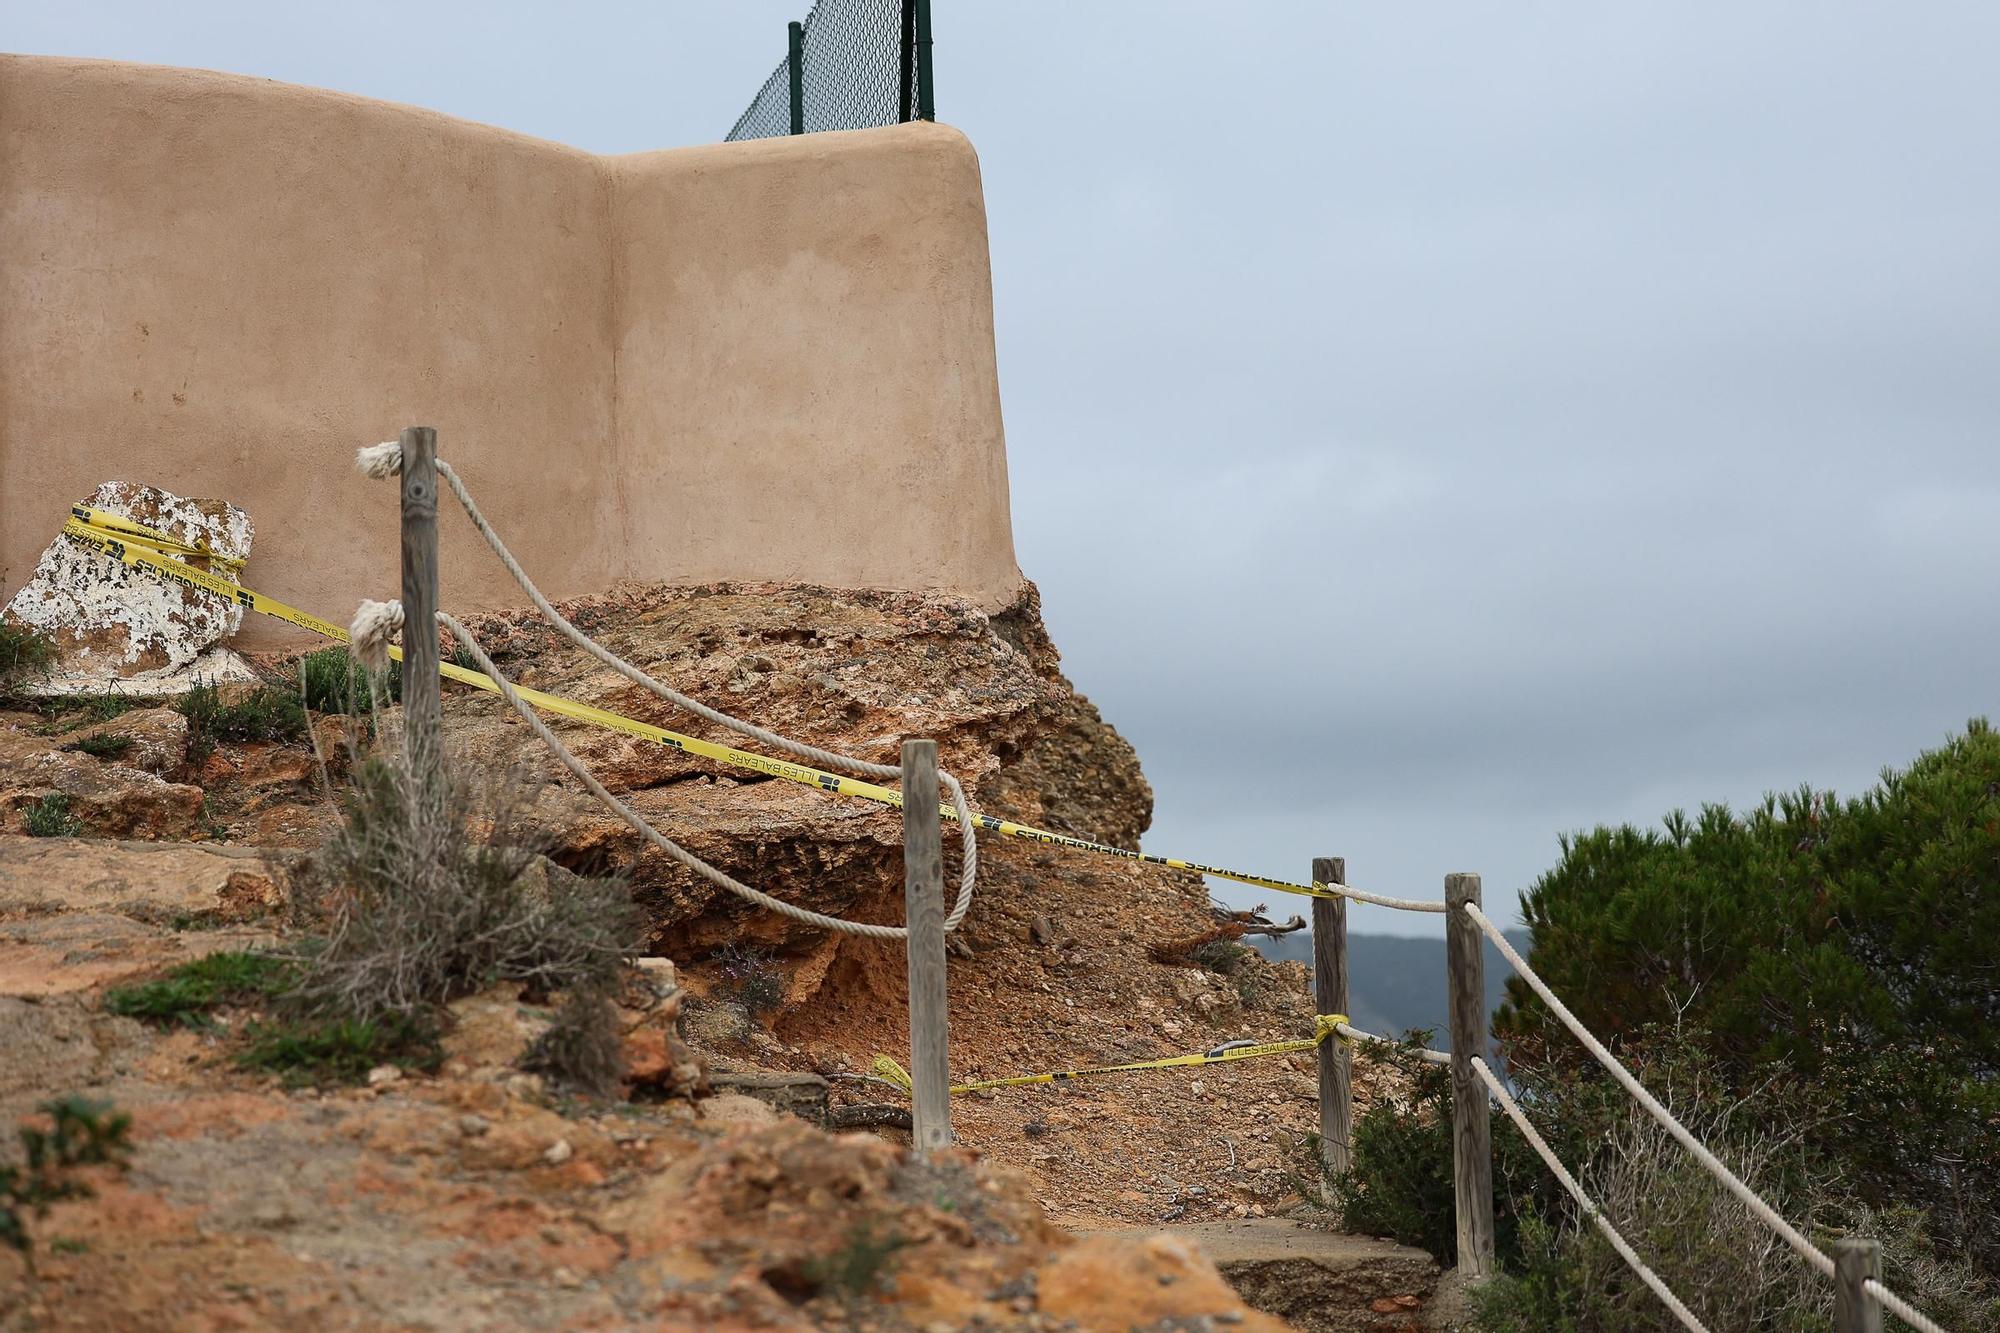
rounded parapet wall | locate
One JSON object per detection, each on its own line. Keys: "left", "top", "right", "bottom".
{"left": 0, "top": 55, "right": 1021, "bottom": 647}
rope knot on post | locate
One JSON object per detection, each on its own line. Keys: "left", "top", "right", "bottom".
{"left": 355, "top": 440, "right": 404, "bottom": 479}
{"left": 349, "top": 598, "right": 405, "bottom": 674}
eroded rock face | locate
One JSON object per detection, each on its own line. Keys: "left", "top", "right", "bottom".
{"left": 441, "top": 581, "right": 1154, "bottom": 956}
{"left": 3, "top": 481, "right": 253, "bottom": 681}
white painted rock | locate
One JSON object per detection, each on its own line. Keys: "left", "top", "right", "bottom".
{"left": 3, "top": 481, "right": 253, "bottom": 684}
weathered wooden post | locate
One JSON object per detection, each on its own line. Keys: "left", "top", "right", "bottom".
{"left": 1312, "top": 855, "right": 1351, "bottom": 1176}
{"left": 399, "top": 425, "right": 441, "bottom": 790}
{"left": 900, "top": 738, "right": 951, "bottom": 1154}
{"left": 1834, "top": 1238, "right": 1883, "bottom": 1333}
{"left": 1445, "top": 871, "right": 1496, "bottom": 1278}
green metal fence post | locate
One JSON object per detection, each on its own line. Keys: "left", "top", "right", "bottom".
{"left": 787, "top": 20, "right": 805, "bottom": 136}
{"left": 898, "top": 0, "right": 917, "bottom": 123}
{"left": 914, "top": 0, "right": 934, "bottom": 121}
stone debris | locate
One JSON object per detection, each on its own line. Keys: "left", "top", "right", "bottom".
{"left": 2, "top": 480, "right": 256, "bottom": 692}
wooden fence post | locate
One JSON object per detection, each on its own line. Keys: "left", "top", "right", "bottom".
{"left": 1312, "top": 856, "right": 1351, "bottom": 1176}
{"left": 1834, "top": 1238, "right": 1883, "bottom": 1333}
{"left": 1446, "top": 871, "right": 1496, "bottom": 1278}
{"left": 901, "top": 738, "right": 951, "bottom": 1154}
{"left": 399, "top": 425, "right": 441, "bottom": 791}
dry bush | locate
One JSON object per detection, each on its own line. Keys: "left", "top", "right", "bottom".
{"left": 1563, "top": 1104, "right": 1820, "bottom": 1330}
{"left": 286, "top": 747, "right": 638, "bottom": 1055}
{"left": 522, "top": 987, "right": 625, "bottom": 1099}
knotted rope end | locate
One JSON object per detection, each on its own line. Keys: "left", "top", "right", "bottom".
{"left": 355, "top": 440, "right": 403, "bottom": 479}
{"left": 349, "top": 598, "right": 404, "bottom": 674}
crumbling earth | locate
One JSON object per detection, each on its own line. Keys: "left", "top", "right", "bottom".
{"left": 1, "top": 580, "right": 1434, "bottom": 1330}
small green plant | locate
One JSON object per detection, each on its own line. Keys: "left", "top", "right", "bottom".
{"left": 238, "top": 1013, "right": 441, "bottom": 1086}
{"left": 800, "top": 1225, "right": 911, "bottom": 1299}
{"left": 177, "top": 681, "right": 308, "bottom": 762}
{"left": 296, "top": 646, "right": 399, "bottom": 715}
{"left": 0, "top": 622, "right": 56, "bottom": 693}
{"left": 22, "top": 793, "right": 83, "bottom": 838}
{"left": 104, "top": 951, "right": 295, "bottom": 1023}
{"left": 1189, "top": 936, "right": 1253, "bottom": 975}
{"left": 67, "top": 732, "right": 135, "bottom": 760}
{"left": 1, "top": 1097, "right": 132, "bottom": 1261}
{"left": 715, "top": 944, "right": 786, "bottom": 1016}
{"left": 1332, "top": 1034, "right": 1540, "bottom": 1270}
{"left": 47, "top": 1237, "right": 89, "bottom": 1255}
{"left": 33, "top": 695, "right": 144, "bottom": 735}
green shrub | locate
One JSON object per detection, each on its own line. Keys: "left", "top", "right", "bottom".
{"left": 22, "top": 793, "right": 83, "bottom": 838}
{"left": 177, "top": 681, "right": 308, "bottom": 762}
{"left": 1497, "top": 719, "right": 2000, "bottom": 1271}
{"left": 1331, "top": 723, "right": 2000, "bottom": 1327}
{"left": 296, "top": 646, "right": 399, "bottom": 715}
{"left": 104, "top": 951, "right": 295, "bottom": 1023}
{"left": 67, "top": 732, "right": 134, "bottom": 760}
{"left": 1, "top": 1097, "right": 132, "bottom": 1260}
{"left": 1333, "top": 1036, "right": 1545, "bottom": 1268}
{"left": 0, "top": 622, "right": 55, "bottom": 693}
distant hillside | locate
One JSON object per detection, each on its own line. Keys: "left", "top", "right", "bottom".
{"left": 1252, "top": 929, "right": 1532, "bottom": 1049}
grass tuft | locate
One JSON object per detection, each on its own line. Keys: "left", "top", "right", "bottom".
{"left": 23, "top": 793, "right": 83, "bottom": 838}
{"left": 67, "top": 732, "right": 135, "bottom": 760}
{"left": 104, "top": 951, "right": 296, "bottom": 1023}
{"left": 0, "top": 623, "right": 55, "bottom": 693}
{"left": 177, "top": 681, "right": 307, "bottom": 763}
{"left": 238, "top": 1013, "right": 441, "bottom": 1086}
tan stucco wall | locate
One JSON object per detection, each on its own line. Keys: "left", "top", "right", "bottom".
{"left": 0, "top": 55, "right": 1021, "bottom": 648}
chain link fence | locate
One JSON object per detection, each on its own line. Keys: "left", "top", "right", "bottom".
{"left": 725, "top": 0, "right": 932, "bottom": 142}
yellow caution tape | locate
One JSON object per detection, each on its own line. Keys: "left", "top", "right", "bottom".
{"left": 59, "top": 508, "right": 1349, "bottom": 904}
{"left": 71, "top": 504, "right": 248, "bottom": 573}
{"left": 871, "top": 1013, "right": 1349, "bottom": 1096}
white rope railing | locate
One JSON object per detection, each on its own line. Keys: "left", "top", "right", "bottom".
{"left": 1335, "top": 1020, "right": 1452, "bottom": 1065}
{"left": 1323, "top": 886, "right": 1447, "bottom": 914}
{"left": 1463, "top": 901, "right": 1953, "bottom": 1332}
{"left": 1471, "top": 1055, "right": 1712, "bottom": 1333}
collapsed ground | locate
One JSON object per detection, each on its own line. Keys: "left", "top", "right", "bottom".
{"left": 0, "top": 580, "right": 1424, "bottom": 1330}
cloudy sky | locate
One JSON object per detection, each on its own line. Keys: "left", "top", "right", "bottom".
{"left": 8, "top": 4, "right": 1995, "bottom": 935}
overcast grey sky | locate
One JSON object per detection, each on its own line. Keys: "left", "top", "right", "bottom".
{"left": 8, "top": 4, "right": 1996, "bottom": 935}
